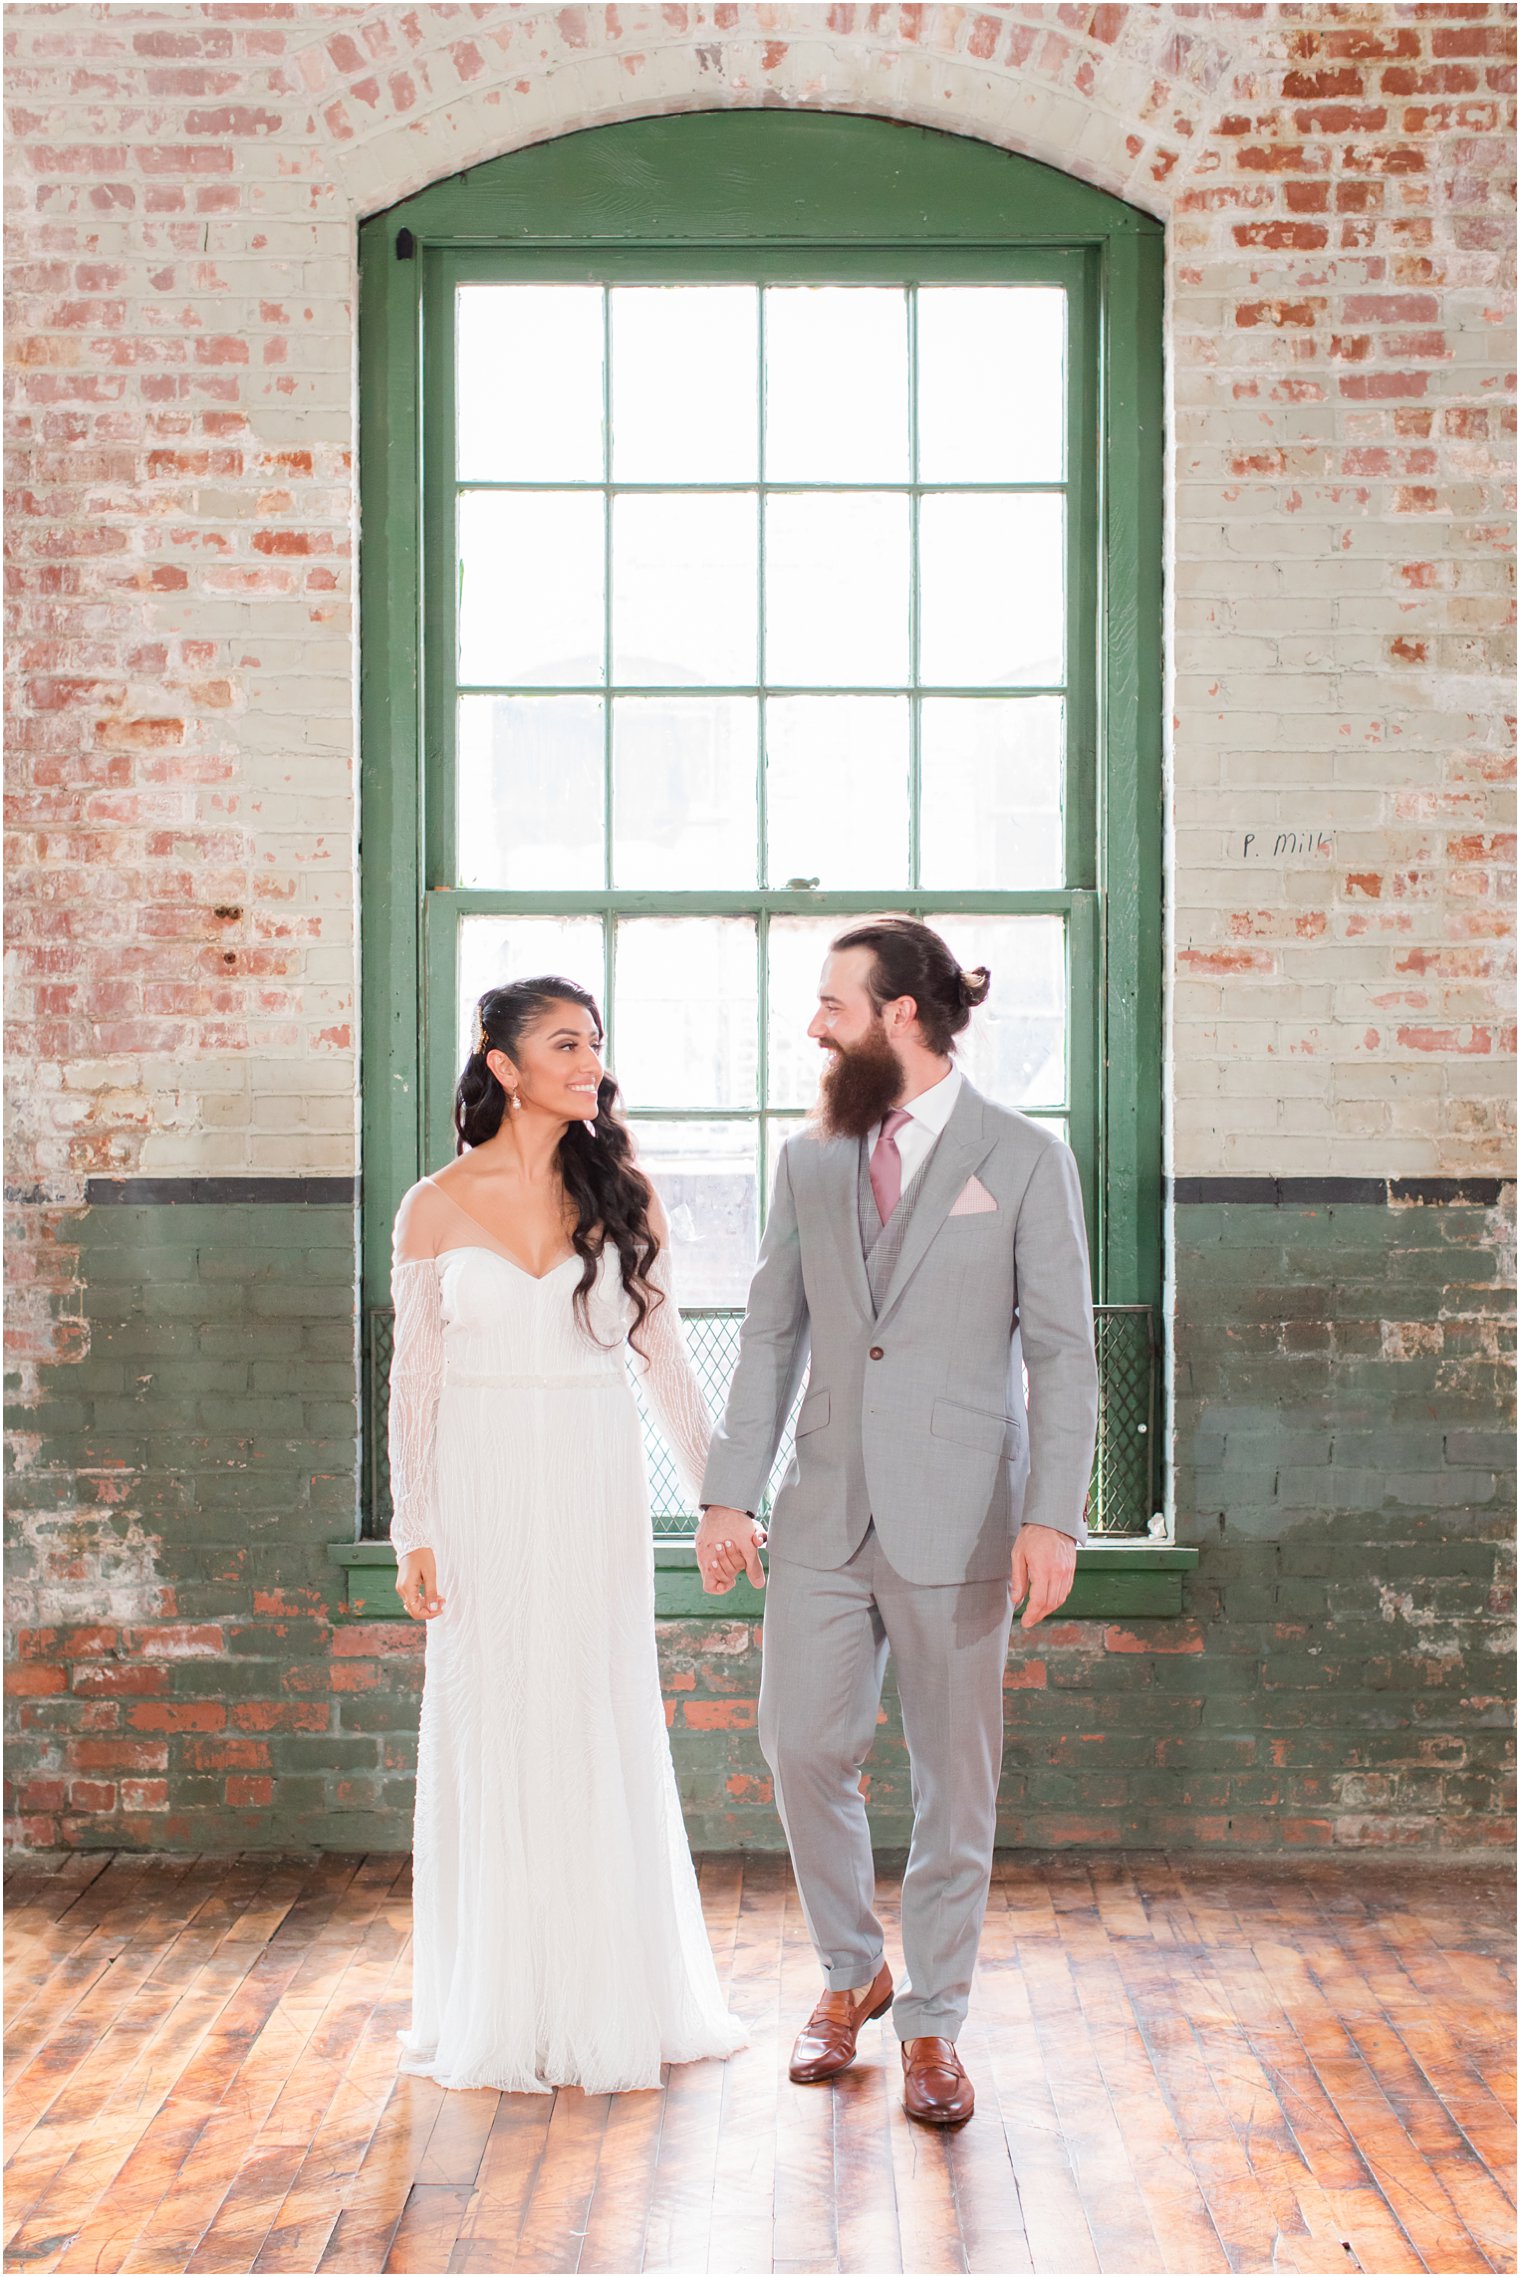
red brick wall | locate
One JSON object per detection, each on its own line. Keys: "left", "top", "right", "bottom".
{"left": 4, "top": 3, "right": 1512, "bottom": 1219}
{"left": 5, "top": 3, "right": 1514, "bottom": 1854}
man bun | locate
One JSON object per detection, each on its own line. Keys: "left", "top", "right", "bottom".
{"left": 829, "top": 916, "right": 992, "bottom": 1055}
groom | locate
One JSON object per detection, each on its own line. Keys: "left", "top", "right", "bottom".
{"left": 695, "top": 916, "right": 1098, "bottom": 2127}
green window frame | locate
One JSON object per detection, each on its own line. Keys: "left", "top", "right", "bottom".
{"left": 358, "top": 111, "right": 1164, "bottom": 1548}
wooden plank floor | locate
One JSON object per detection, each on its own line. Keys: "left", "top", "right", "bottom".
{"left": 3, "top": 1852, "right": 1513, "bottom": 2276}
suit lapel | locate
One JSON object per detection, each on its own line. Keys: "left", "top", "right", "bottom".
{"left": 873, "top": 1079, "right": 995, "bottom": 1328}
{"left": 812, "top": 1131, "right": 876, "bottom": 1323}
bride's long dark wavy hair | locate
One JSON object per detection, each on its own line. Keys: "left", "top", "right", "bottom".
{"left": 454, "top": 975, "right": 665, "bottom": 1357}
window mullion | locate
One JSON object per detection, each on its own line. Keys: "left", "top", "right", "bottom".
{"left": 456, "top": 681, "right": 1071, "bottom": 698}
{"left": 434, "top": 255, "right": 1103, "bottom": 1291}
{"left": 601, "top": 286, "right": 616, "bottom": 1057}
{"left": 432, "top": 888, "right": 1091, "bottom": 915}
{"left": 907, "top": 283, "right": 921, "bottom": 893}
{"left": 756, "top": 286, "right": 770, "bottom": 1232}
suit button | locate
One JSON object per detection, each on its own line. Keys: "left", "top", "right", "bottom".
{"left": 869, "top": 1346, "right": 884, "bottom": 1361}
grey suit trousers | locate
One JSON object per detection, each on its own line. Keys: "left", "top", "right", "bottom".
{"left": 706, "top": 1082, "right": 1096, "bottom": 2039}
{"left": 759, "top": 1524, "right": 1014, "bottom": 2041}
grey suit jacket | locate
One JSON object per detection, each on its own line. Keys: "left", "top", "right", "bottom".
{"left": 699, "top": 1077, "right": 1099, "bottom": 1585}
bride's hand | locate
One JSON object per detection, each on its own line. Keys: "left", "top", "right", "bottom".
{"left": 695, "top": 1509, "right": 767, "bottom": 1592}
{"left": 396, "top": 1547, "right": 446, "bottom": 1621}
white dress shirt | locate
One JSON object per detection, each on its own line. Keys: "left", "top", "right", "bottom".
{"left": 866, "top": 1063, "right": 963, "bottom": 1200}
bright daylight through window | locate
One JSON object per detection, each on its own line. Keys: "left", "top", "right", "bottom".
{"left": 449, "top": 280, "right": 1073, "bottom": 1309}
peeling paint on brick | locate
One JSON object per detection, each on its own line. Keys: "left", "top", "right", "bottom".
{"left": 7, "top": 1513, "right": 165, "bottom": 1629}
{"left": 4, "top": 1, "right": 1514, "bottom": 1855}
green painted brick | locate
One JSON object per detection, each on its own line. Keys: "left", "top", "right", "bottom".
{"left": 305, "top": 1476, "right": 364, "bottom": 1518}
{"left": 95, "top": 1325, "right": 205, "bottom": 1361}
{"left": 195, "top": 1248, "right": 345, "bottom": 1281}
{"left": 1445, "top": 1431, "right": 1517, "bottom": 1467}
{"left": 152, "top": 1476, "right": 318, "bottom": 1518}
{"left": 182, "top": 1398, "right": 311, "bottom": 1432}
{"left": 1327, "top": 1428, "right": 1480, "bottom": 1465}
{"left": 80, "top": 1248, "right": 201, "bottom": 1285}
{"left": 275, "top": 1736, "right": 384, "bottom": 1772}
{"left": 251, "top": 1362, "right": 358, "bottom": 1397}
{"left": 248, "top": 1285, "right": 354, "bottom": 1319}
{"left": 166, "top": 1776, "right": 228, "bottom": 1811}
{"left": 134, "top": 1284, "right": 252, "bottom": 1321}
{"left": 302, "top": 1809, "right": 408, "bottom": 1850}
{"left": 1144, "top": 1654, "right": 1249, "bottom": 1694}
{"left": 5, "top": 1194, "right": 1513, "bottom": 1857}
{"left": 334, "top": 1692, "right": 420, "bottom": 1734}
{"left": 143, "top": 1363, "right": 260, "bottom": 1397}
{"left": 1047, "top": 1660, "right": 1160, "bottom": 1695}
{"left": 301, "top": 1402, "right": 363, "bottom": 1435}
{"left": 253, "top": 1774, "right": 332, "bottom": 1818}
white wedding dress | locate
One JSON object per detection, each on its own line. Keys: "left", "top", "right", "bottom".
{"left": 386, "top": 1174, "right": 747, "bottom": 2093}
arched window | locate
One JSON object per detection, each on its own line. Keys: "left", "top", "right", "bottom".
{"left": 359, "top": 111, "right": 1163, "bottom": 1543}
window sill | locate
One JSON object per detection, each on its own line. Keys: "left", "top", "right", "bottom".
{"left": 327, "top": 1540, "right": 1197, "bottom": 1621}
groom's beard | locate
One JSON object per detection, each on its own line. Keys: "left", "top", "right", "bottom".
{"left": 814, "top": 1019, "right": 906, "bottom": 1142}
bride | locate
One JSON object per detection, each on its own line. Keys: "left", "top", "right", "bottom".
{"left": 386, "top": 973, "right": 755, "bottom": 2093}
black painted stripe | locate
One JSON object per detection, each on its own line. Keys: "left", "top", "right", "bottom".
{"left": 82, "top": 1176, "right": 359, "bottom": 1206}
{"left": 1168, "top": 1175, "right": 1510, "bottom": 1206}
{"left": 22, "top": 1171, "right": 1506, "bottom": 1210}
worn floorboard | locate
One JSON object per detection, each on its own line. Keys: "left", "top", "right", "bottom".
{"left": 3, "top": 1852, "right": 1513, "bottom": 2275}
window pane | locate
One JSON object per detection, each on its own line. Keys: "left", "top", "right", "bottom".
{"left": 927, "top": 914, "right": 1066, "bottom": 1107}
{"left": 458, "top": 696, "right": 604, "bottom": 889}
{"left": 765, "top": 495, "right": 909, "bottom": 687}
{"left": 917, "top": 287, "right": 1065, "bottom": 484}
{"left": 765, "top": 287, "right": 909, "bottom": 481}
{"left": 919, "top": 493, "right": 1064, "bottom": 688}
{"left": 766, "top": 697, "right": 909, "bottom": 891}
{"left": 458, "top": 490, "right": 604, "bottom": 687}
{"left": 457, "top": 916, "right": 606, "bottom": 1068}
{"left": 919, "top": 697, "right": 1064, "bottom": 891}
{"left": 611, "top": 494, "right": 757, "bottom": 686}
{"left": 767, "top": 915, "right": 844, "bottom": 1110}
{"left": 614, "top": 918, "right": 758, "bottom": 1109}
{"left": 456, "top": 284, "right": 604, "bottom": 484}
{"left": 612, "top": 697, "right": 756, "bottom": 889}
{"left": 611, "top": 287, "right": 758, "bottom": 483}
{"left": 630, "top": 1119, "right": 758, "bottom": 1307}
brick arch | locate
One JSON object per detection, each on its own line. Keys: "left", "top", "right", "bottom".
{"left": 3, "top": 0, "right": 1515, "bottom": 1864}
{"left": 3, "top": 0, "right": 1508, "bottom": 1201}
{"left": 286, "top": 4, "right": 1232, "bottom": 221}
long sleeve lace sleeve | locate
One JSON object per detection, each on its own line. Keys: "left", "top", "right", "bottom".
{"left": 629, "top": 1245, "right": 714, "bottom": 1508}
{"left": 388, "top": 1256, "right": 444, "bottom": 1559}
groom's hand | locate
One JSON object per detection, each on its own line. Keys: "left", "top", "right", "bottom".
{"left": 695, "top": 1506, "right": 767, "bottom": 1593}
{"left": 1010, "top": 1524, "right": 1077, "bottom": 1627}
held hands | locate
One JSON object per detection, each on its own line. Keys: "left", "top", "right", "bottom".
{"left": 1010, "top": 1523, "right": 1077, "bottom": 1628}
{"left": 396, "top": 1547, "right": 446, "bottom": 1622}
{"left": 695, "top": 1506, "right": 768, "bottom": 1594}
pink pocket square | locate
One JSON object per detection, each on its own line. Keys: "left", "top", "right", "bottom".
{"left": 948, "top": 1174, "right": 998, "bottom": 1217}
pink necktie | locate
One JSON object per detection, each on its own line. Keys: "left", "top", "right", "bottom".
{"left": 870, "top": 1107, "right": 913, "bottom": 1225}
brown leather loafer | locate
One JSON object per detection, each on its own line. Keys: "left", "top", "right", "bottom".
{"left": 900, "top": 2036, "right": 975, "bottom": 2126}
{"left": 788, "top": 1960, "right": 894, "bottom": 2083}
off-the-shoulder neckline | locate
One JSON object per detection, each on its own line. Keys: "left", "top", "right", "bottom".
{"left": 415, "top": 1173, "right": 578, "bottom": 1282}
